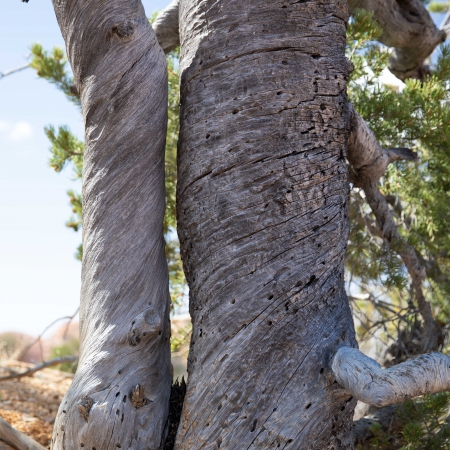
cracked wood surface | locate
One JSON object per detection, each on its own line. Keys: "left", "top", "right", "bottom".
{"left": 348, "top": 0, "right": 447, "bottom": 80}
{"left": 175, "top": 0, "right": 357, "bottom": 448}
{"left": 50, "top": 0, "right": 172, "bottom": 449}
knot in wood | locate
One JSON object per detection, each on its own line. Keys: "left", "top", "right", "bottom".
{"left": 78, "top": 396, "right": 94, "bottom": 421}
{"left": 131, "top": 384, "right": 149, "bottom": 408}
{"left": 111, "top": 21, "right": 135, "bottom": 39}
{"left": 129, "top": 308, "right": 161, "bottom": 346}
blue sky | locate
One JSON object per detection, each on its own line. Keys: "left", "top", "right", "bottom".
{"left": 0, "top": 0, "right": 170, "bottom": 337}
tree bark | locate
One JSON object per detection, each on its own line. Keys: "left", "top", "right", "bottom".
{"left": 50, "top": 1, "right": 172, "bottom": 449}
{"left": 348, "top": 0, "right": 446, "bottom": 80}
{"left": 176, "top": 0, "right": 357, "bottom": 448}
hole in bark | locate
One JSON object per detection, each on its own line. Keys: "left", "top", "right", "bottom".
{"left": 80, "top": 445, "right": 84, "bottom": 448}
{"left": 115, "top": 392, "right": 120, "bottom": 397}
{"left": 282, "top": 60, "right": 288, "bottom": 64}
{"left": 92, "top": 448, "right": 96, "bottom": 450}
{"left": 143, "top": 332, "right": 147, "bottom": 336}
{"left": 158, "top": 331, "right": 162, "bottom": 335}
{"left": 206, "top": 134, "right": 211, "bottom": 139}
{"left": 320, "top": 368, "right": 324, "bottom": 374}
{"left": 277, "top": 91, "right": 282, "bottom": 95}
{"left": 250, "top": 419, "right": 257, "bottom": 432}
{"left": 123, "top": 395, "right": 127, "bottom": 403}
{"left": 341, "top": 405, "right": 346, "bottom": 411}
{"left": 121, "top": 413, "right": 124, "bottom": 423}
{"left": 273, "top": 407, "right": 277, "bottom": 412}
{"left": 320, "top": 103, "right": 326, "bottom": 110}
{"left": 312, "top": 54, "right": 321, "bottom": 59}
{"left": 282, "top": 5, "right": 287, "bottom": 8}
{"left": 306, "top": 275, "right": 316, "bottom": 286}
{"left": 218, "top": 404, "right": 222, "bottom": 410}
{"left": 231, "top": 299, "right": 235, "bottom": 304}
{"left": 287, "top": 439, "right": 293, "bottom": 444}
{"left": 268, "top": 321, "right": 273, "bottom": 326}
{"left": 232, "top": 109, "right": 239, "bottom": 114}
{"left": 199, "top": 60, "right": 203, "bottom": 65}
{"left": 116, "top": 409, "right": 120, "bottom": 415}
{"left": 268, "top": 295, "right": 274, "bottom": 300}
{"left": 306, "top": 403, "right": 312, "bottom": 409}
{"left": 62, "top": 410, "right": 66, "bottom": 413}
{"left": 131, "top": 321, "right": 135, "bottom": 325}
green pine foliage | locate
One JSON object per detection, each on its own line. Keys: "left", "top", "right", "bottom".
{"left": 346, "top": 7, "right": 450, "bottom": 328}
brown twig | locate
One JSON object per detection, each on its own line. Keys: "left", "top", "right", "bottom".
{"left": 0, "top": 356, "right": 78, "bottom": 381}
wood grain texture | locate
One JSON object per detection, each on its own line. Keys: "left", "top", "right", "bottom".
{"left": 176, "top": 0, "right": 357, "bottom": 448}
{"left": 0, "top": 417, "right": 46, "bottom": 450}
{"left": 50, "top": 1, "right": 172, "bottom": 449}
{"left": 153, "top": 0, "right": 180, "bottom": 54}
{"left": 349, "top": 0, "right": 446, "bottom": 80}
{"left": 333, "top": 347, "right": 450, "bottom": 407}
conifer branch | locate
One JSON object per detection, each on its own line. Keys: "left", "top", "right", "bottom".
{"left": 348, "top": 104, "right": 441, "bottom": 352}
{"left": 349, "top": 0, "right": 447, "bottom": 80}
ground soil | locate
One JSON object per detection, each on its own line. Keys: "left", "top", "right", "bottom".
{"left": 0, "top": 360, "right": 73, "bottom": 449}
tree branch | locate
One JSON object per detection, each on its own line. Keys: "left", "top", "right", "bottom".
{"left": 0, "top": 417, "right": 46, "bottom": 450}
{"left": 0, "top": 356, "right": 78, "bottom": 381}
{"left": 349, "top": 0, "right": 447, "bottom": 80}
{"left": 348, "top": 104, "right": 441, "bottom": 352}
{"left": 332, "top": 347, "right": 450, "bottom": 407}
{"left": 0, "top": 64, "right": 30, "bottom": 80}
{"left": 153, "top": 0, "right": 179, "bottom": 54}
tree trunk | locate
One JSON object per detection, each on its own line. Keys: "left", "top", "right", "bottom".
{"left": 175, "top": 0, "right": 357, "bottom": 448}
{"left": 50, "top": 1, "right": 172, "bottom": 449}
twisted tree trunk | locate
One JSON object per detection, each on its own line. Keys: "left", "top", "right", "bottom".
{"left": 50, "top": 1, "right": 172, "bottom": 448}
{"left": 175, "top": 0, "right": 357, "bottom": 448}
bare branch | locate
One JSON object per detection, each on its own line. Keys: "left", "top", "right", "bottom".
{"left": 0, "top": 356, "right": 78, "bottom": 381}
{"left": 332, "top": 347, "right": 450, "bottom": 407}
{"left": 0, "top": 64, "right": 30, "bottom": 80}
{"left": 153, "top": 0, "right": 179, "bottom": 54}
{"left": 13, "top": 307, "right": 79, "bottom": 362}
{"left": 0, "top": 417, "right": 46, "bottom": 450}
{"left": 348, "top": 104, "right": 440, "bottom": 352}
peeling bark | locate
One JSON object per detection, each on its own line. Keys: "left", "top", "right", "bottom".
{"left": 347, "top": 105, "right": 441, "bottom": 352}
{"left": 153, "top": 0, "right": 180, "bottom": 54}
{"left": 333, "top": 347, "right": 450, "bottom": 407}
{"left": 349, "top": 0, "right": 447, "bottom": 80}
{"left": 50, "top": 1, "right": 172, "bottom": 449}
{"left": 175, "top": 0, "right": 357, "bottom": 448}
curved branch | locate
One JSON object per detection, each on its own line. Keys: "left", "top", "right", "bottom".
{"left": 349, "top": 0, "right": 446, "bottom": 80}
{"left": 153, "top": 0, "right": 179, "bottom": 54}
{"left": 332, "top": 347, "right": 450, "bottom": 407}
{"left": 348, "top": 104, "right": 440, "bottom": 352}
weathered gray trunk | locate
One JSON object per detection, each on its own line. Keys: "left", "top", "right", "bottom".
{"left": 175, "top": 0, "right": 357, "bottom": 447}
{"left": 51, "top": 1, "right": 172, "bottom": 449}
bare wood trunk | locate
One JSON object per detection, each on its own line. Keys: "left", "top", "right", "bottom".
{"left": 175, "top": 0, "right": 357, "bottom": 447}
{"left": 50, "top": 1, "right": 172, "bottom": 449}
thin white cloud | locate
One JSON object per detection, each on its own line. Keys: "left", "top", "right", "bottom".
{"left": 10, "top": 121, "right": 33, "bottom": 141}
{"left": 0, "top": 119, "right": 34, "bottom": 141}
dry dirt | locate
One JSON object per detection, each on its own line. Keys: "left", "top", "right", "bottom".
{"left": 0, "top": 360, "right": 73, "bottom": 449}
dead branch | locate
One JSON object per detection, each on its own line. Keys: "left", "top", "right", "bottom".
{"left": 153, "top": 0, "right": 179, "bottom": 54}
{"left": 0, "top": 416, "right": 46, "bottom": 450}
{"left": 333, "top": 347, "right": 450, "bottom": 407}
{"left": 0, "top": 356, "right": 78, "bottom": 381}
{"left": 0, "top": 64, "right": 30, "bottom": 80}
{"left": 348, "top": 104, "right": 441, "bottom": 352}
